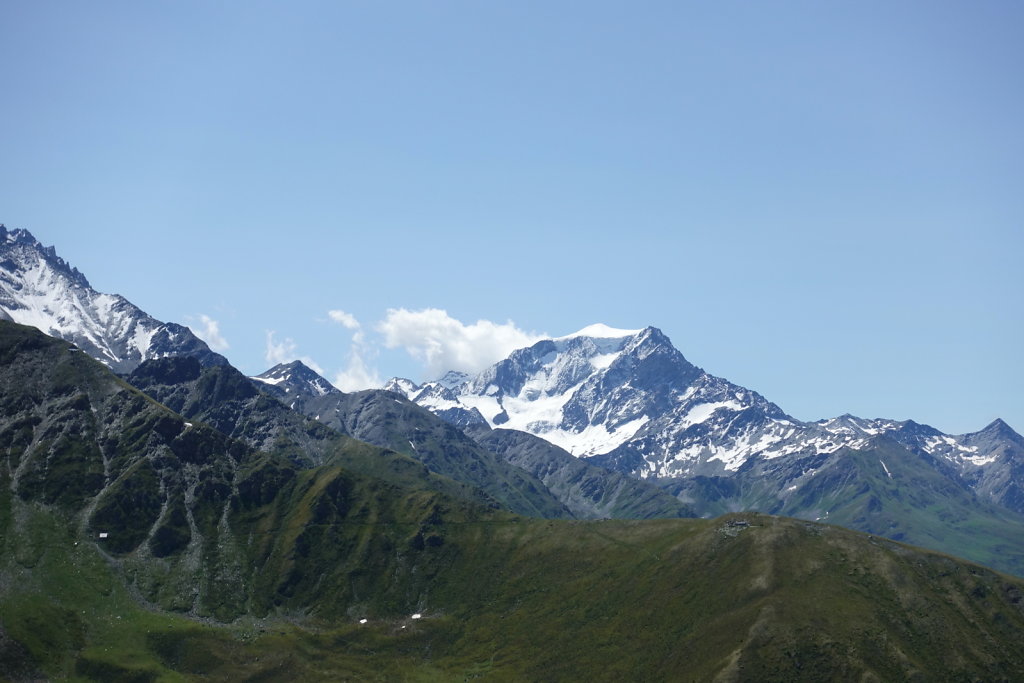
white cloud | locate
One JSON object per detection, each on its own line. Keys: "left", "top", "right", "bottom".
{"left": 328, "top": 309, "right": 360, "bottom": 330}
{"left": 264, "top": 330, "right": 295, "bottom": 366}
{"left": 189, "top": 314, "right": 230, "bottom": 352}
{"left": 376, "top": 308, "right": 544, "bottom": 378}
{"left": 264, "top": 331, "right": 324, "bottom": 374}
{"left": 333, "top": 343, "right": 381, "bottom": 392}
{"left": 326, "top": 311, "right": 381, "bottom": 391}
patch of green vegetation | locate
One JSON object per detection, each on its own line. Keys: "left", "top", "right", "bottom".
{"left": 786, "top": 445, "right": 1024, "bottom": 577}
{"left": 17, "top": 431, "right": 105, "bottom": 510}
{"left": 149, "top": 496, "right": 190, "bottom": 558}
{"left": 90, "top": 459, "right": 163, "bottom": 555}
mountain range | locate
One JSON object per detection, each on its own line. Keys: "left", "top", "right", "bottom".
{"left": 3, "top": 319, "right": 1024, "bottom": 680}
{"left": 4, "top": 226, "right": 1024, "bottom": 570}
{"left": 4, "top": 225, "right": 1024, "bottom": 679}
{"left": 386, "top": 323, "right": 1017, "bottom": 503}
{"left": 384, "top": 323, "right": 1024, "bottom": 573}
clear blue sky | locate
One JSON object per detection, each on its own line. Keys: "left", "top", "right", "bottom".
{"left": 2, "top": 2, "right": 1021, "bottom": 434}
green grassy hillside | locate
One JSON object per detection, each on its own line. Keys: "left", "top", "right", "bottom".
{"left": 780, "top": 442, "right": 1024, "bottom": 576}
{"left": 667, "top": 439, "right": 1024, "bottom": 578}
{"left": 5, "top": 500, "right": 1024, "bottom": 681}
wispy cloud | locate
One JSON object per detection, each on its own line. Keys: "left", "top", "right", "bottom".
{"left": 333, "top": 350, "right": 381, "bottom": 392}
{"left": 327, "top": 310, "right": 381, "bottom": 391}
{"left": 376, "top": 308, "right": 543, "bottom": 378}
{"left": 328, "top": 309, "right": 360, "bottom": 330}
{"left": 320, "top": 307, "right": 543, "bottom": 389}
{"left": 263, "top": 330, "right": 324, "bottom": 374}
{"left": 189, "top": 314, "right": 230, "bottom": 352}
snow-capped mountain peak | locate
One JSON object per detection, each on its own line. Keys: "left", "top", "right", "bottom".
{"left": 0, "top": 225, "right": 227, "bottom": 373}
{"left": 390, "top": 325, "right": 716, "bottom": 458}
{"left": 251, "top": 361, "right": 340, "bottom": 398}
{"left": 382, "top": 377, "right": 420, "bottom": 398}
{"left": 390, "top": 323, "right": 1024, "bottom": 501}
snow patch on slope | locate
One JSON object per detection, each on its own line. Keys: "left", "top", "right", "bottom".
{"left": 252, "top": 375, "right": 286, "bottom": 386}
{"left": 682, "top": 400, "right": 742, "bottom": 428}
{"left": 543, "top": 416, "right": 651, "bottom": 457}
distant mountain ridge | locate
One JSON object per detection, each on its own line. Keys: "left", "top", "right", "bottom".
{"left": 384, "top": 324, "right": 1024, "bottom": 575}
{"left": 387, "top": 324, "right": 796, "bottom": 467}
{"left": 0, "top": 225, "right": 226, "bottom": 372}
{"left": 387, "top": 324, "right": 1022, "bottom": 505}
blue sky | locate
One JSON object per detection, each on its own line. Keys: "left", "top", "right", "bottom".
{"left": 2, "top": 2, "right": 1021, "bottom": 434}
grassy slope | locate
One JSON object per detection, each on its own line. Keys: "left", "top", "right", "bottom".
{"left": 5, "top": 501, "right": 1024, "bottom": 681}
{"left": 779, "top": 443, "right": 1024, "bottom": 578}
{"left": 668, "top": 440, "right": 1024, "bottom": 578}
